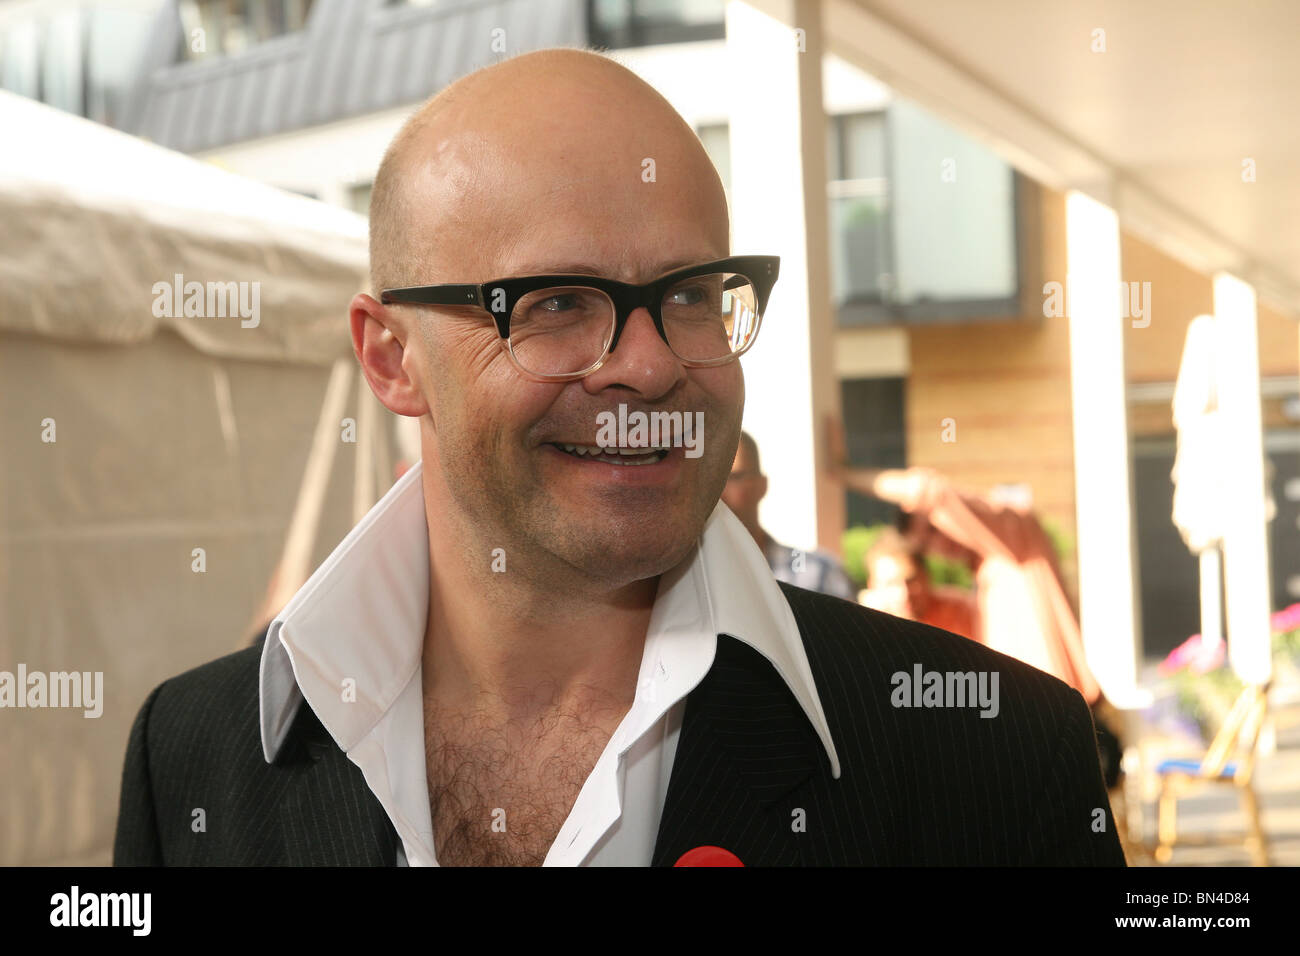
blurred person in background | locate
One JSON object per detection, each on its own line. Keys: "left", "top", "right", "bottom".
{"left": 860, "top": 527, "right": 977, "bottom": 641}
{"left": 722, "top": 431, "right": 857, "bottom": 600}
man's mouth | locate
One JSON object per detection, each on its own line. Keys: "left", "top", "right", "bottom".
{"left": 548, "top": 442, "right": 671, "bottom": 466}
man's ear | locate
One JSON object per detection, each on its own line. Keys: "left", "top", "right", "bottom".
{"left": 349, "top": 292, "right": 429, "bottom": 417}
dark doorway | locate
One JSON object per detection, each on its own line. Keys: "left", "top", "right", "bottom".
{"left": 841, "top": 377, "right": 906, "bottom": 530}
{"left": 1133, "top": 430, "right": 1300, "bottom": 661}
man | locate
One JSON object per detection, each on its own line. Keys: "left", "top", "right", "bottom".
{"left": 722, "top": 431, "right": 857, "bottom": 601}
{"left": 114, "top": 49, "right": 1124, "bottom": 866}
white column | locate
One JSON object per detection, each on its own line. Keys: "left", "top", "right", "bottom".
{"left": 1199, "top": 547, "right": 1224, "bottom": 648}
{"left": 1064, "top": 189, "right": 1147, "bottom": 707}
{"left": 726, "top": 0, "right": 842, "bottom": 554}
{"left": 1215, "top": 273, "right": 1273, "bottom": 684}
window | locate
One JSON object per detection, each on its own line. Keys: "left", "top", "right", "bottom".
{"left": 886, "top": 98, "right": 1017, "bottom": 311}
{"left": 86, "top": 5, "right": 158, "bottom": 126}
{"left": 179, "top": 0, "right": 314, "bottom": 59}
{"left": 826, "top": 101, "right": 1021, "bottom": 326}
{"left": 1, "top": 20, "right": 42, "bottom": 100}
{"left": 41, "top": 11, "right": 84, "bottom": 116}
{"left": 0, "top": 6, "right": 156, "bottom": 125}
{"left": 827, "top": 112, "right": 890, "bottom": 310}
{"left": 588, "top": 0, "right": 725, "bottom": 48}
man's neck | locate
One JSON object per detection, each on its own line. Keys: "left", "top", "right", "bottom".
{"left": 422, "top": 570, "right": 651, "bottom": 722}
{"left": 419, "top": 504, "right": 654, "bottom": 725}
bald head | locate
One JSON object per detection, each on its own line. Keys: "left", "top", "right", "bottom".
{"left": 368, "top": 48, "right": 730, "bottom": 296}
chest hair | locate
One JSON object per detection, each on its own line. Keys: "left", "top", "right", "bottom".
{"left": 423, "top": 696, "right": 628, "bottom": 866}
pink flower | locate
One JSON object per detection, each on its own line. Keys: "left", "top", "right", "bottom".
{"left": 1270, "top": 603, "right": 1300, "bottom": 633}
{"left": 1160, "top": 632, "right": 1226, "bottom": 676}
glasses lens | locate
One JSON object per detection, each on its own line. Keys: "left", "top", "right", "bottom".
{"left": 660, "top": 272, "right": 760, "bottom": 362}
{"left": 507, "top": 286, "right": 614, "bottom": 377}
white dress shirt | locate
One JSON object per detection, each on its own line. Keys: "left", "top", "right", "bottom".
{"left": 259, "top": 461, "right": 840, "bottom": 866}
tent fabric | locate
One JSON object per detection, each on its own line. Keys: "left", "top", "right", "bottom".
{"left": 1, "top": 332, "right": 378, "bottom": 865}
{"left": 0, "top": 92, "right": 389, "bottom": 865}
{"left": 0, "top": 89, "right": 367, "bottom": 365}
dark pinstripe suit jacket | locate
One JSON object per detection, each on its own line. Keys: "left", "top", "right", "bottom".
{"left": 114, "top": 582, "right": 1126, "bottom": 866}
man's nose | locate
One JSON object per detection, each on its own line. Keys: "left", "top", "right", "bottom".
{"left": 581, "top": 306, "right": 685, "bottom": 399}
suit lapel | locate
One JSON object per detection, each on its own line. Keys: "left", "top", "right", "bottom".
{"left": 277, "top": 702, "right": 399, "bottom": 866}
{"left": 652, "top": 634, "right": 823, "bottom": 866}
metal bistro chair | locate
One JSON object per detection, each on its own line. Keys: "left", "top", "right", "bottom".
{"left": 1153, "top": 681, "right": 1272, "bottom": 866}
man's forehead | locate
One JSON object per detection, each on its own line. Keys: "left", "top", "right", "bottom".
{"left": 433, "top": 188, "right": 727, "bottom": 284}
{"left": 389, "top": 62, "right": 729, "bottom": 282}
{"left": 406, "top": 87, "right": 712, "bottom": 201}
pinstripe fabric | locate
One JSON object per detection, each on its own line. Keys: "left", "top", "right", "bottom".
{"left": 651, "top": 583, "right": 1125, "bottom": 866}
{"left": 114, "top": 643, "right": 396, "bottom": 866}
{"left": 114, "top": 583, "right": 1124, "bottom": 866}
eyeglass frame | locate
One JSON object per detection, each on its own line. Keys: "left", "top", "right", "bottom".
{"left": 379, "top": 255, "right": 780, "bottom": 383}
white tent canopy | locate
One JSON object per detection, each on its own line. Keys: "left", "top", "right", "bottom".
{"left": 0, "top": 90, "right": 392, "bottom": 865}
{"left": 0, "top": 88, "right": 367, "bottom": 362}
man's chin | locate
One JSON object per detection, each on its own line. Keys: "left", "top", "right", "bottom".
{"left": 554, "top": 525, "right": 700, "bottom": 589}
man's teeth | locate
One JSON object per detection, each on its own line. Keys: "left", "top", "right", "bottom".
{"left": 557, "top": 443, "right": 668, "bottom": 464}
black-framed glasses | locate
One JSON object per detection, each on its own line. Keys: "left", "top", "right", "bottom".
{"left": 380, "top": 255, "right": 780, "bottom": 382}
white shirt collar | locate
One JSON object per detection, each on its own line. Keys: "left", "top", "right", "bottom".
{"left": 259, "top": 461, "right": 840, "bottom": 778}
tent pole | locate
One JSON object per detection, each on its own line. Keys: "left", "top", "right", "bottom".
{"left": 353, "top": 371, "right": 377, "bottom": 523}
{"left": 258, "top": 358, "right": 354, "bottom": 625}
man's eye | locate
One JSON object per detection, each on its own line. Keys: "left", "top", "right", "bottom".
{"left": 667, "top": 285, "right": 708, "bottom": 306}
{"left": 539, "top": 294, "right": 579, "bottom": 311}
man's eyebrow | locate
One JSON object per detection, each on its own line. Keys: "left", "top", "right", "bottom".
{"left": 506, "top": 262, "right": 604, "bottom": 277}
{"left": 504, "top": 257, "right": 719, "bottom": 279}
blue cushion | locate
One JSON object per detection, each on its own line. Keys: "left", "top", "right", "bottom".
{"left": 1157, "top": 757, "right": 1238, "bottom": 777}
